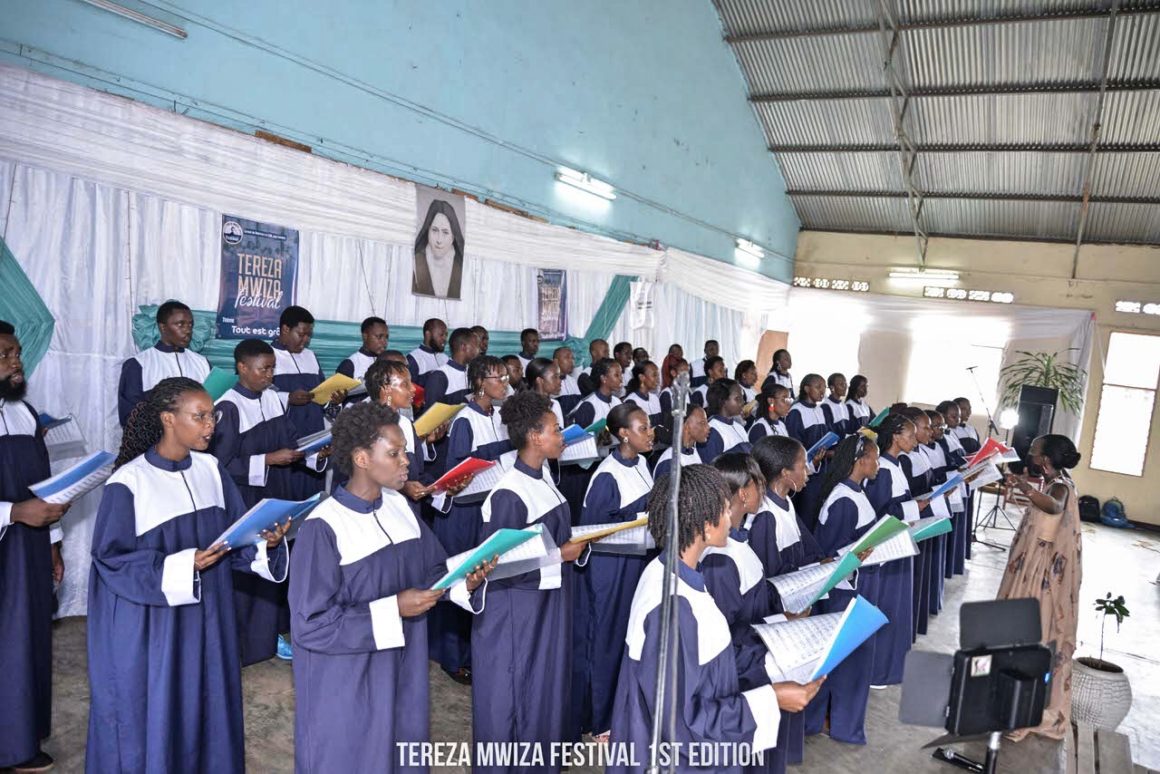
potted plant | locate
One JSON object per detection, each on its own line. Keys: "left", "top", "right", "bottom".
{"left": 1071, "top": 593, "right": 1132, "bottom": 730}
{"left": 998, "top": 349, "right": 1087, "bottom": 415}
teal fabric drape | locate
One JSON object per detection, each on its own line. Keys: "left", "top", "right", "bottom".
{"left": 130, "top": 274, "right": 635, "bottom": 372}
{"left": 0, "top": 237, "right": 55, "bottom": 374}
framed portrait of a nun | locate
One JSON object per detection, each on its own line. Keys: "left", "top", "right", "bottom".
{"left": 413, "top": 185, "right": 466, "bottom": 300}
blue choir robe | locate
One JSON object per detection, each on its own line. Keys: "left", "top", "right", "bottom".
{"left": 689, "top": 357, "right": 708, "bottom": 388}
{"left": 428, "top": 401, "right": 512, "bottom": 674}
{"left": 406, "top": 345, "right": 448, "bottom": 389}
{"left": 700, "top": 415, "right": 752, "bottom": 463}
{"left": 652, "top": 445, "right": 700, "bottom": 480}
{"left": 335, "top": 347, "right": 378, "bottom": 381}
{"left": 289, "top": 485, "right": 480, "bottom": 774}
{"left": 400, "top": 411, "right": 437, "bottom": 518}
{"left": 658, "top": 385, "right": 680, "bottom": 425}
{"left": 557, "top": 373, "right": 583, "bottom": 417}
{"left": 900, "top": 450, "right": 940, "bottom": 638}
{"left": 785, "top": 401, "right": 829, "bottom": 530}
{"left": 625, "top": 390, "right": 663, "bottom": 429}
{"left": 938, "top": 434, "right": 970, "bottom": 577}
{"left": 745, "top": 492, "right": 823, "bottom": 592}
{"left": 951, "top": 424, "right": 981, "bottom": 561}
{"left": 86, "top": 448, "right": 287, "bottom": 774}
{"left": 212, "top": 383, "right": 325, "bottom": 664}
{"left": 573, "top": 449, "right": 653, "bottom": 736}
{"left": 702, "top": 531, "right": 798, "bottom": 774}
{"left": 862, "top": 453, "right": 918, "bottom": 685}
{"left": 566, "top": 390, "right": 622, "bottom": 525}
{"left": 569, "top": 390, "right": 621, "bottom": 428}
{"left": 747, "top": 417, "right": 787, "bottom": 444}
{"left": 117, "top": 342, "right": 211, "bottom": 426}
{"left": 474, "top": 460, "right": 584, "bottom": 769}
{"left": 760, "top": 371, "right": 793, "bottom": 394}
{"left": 804, "top": 481, "right": 880, "bottom": 745}
{"left": 272, "top": 343, "right": 328, "bottom": 497}
{"left": 844, "top": 400, "right": 873, "bottom": 431}
{"left": 608, "top": 557, "right": 781, "bottom": 773}
{"left": 920, "top": 443, "right": 950, "bottom": 612}
{"left": 821, "top": 396, "right": 852, "bottom": 437}
{"left": 0, "top": 399, "right": 56, "bottom": 767}
{"left": 690, "top": 382, "right": 709, "bottom": 408}
{"left": 423, "top": 359, "right": 470, "bottom": 411}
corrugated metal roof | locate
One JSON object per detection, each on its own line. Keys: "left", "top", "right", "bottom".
{"left": 715, "top": 0, "right": 1160, "bottom": 246}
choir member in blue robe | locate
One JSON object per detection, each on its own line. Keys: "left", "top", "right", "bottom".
{"left": 759, "top": 349, "right": 793, "bottom": 394}
{"left": 609, "top": 464, "right": 821, "bottom": 773}
{"left": 923, "top": 410, "right": 952, "bottom": 612}
{"left": 570, "top": 358, "right": 623, "bottom": 437}
{"left": 748, "top": 435, "right": 826, "bottom": 767}
{"left": 87, "top": 377, "right": 290, "bottom": 774}
{"left": 937, "top": 400, "right": 971, "bottom": 576}
{"left": 474, "top": 391, "right": 589, "bottom": 768}
{"left": 573, "top": 403, "right": 654, "bottom": 739}
{"left": 704, "top": 454, "right": 824, "bottom": 774}
{"left": 749, "top": 383, "right": 791, "bottom": 444}
{"left": 611, "top": 342, "right": 634, "bottom": 399}
{"left": 861, "top": 414, "right": 924, "bottom": 687}
{"left": 117, "top": 300, "right": 211, "bottom": 426}
{"left": 516, "top": 327, "right": 540, "bottom": 373}
{"left": 785, "top": 375, "right": 831, "bottom": 530}
{"left": 429, "top": 355, "right": 513, "bottom": 685}
{"left": 424, "top": 327, "right": 479, "bottom": 411}
{"left": 653, "top": 404, "right": 710, "bottom": 480}
{"left": 575, "top": 339, "right": 609, "bottom": 396}
{"left": 272, "top": 305, "right": 343, "bottom": 499}
{"left": 952, "top": 397, "right": 981, "bottom": 560}
{"left": 335, "top": 316, "right": 390, "bottom": 382}
{"left": 407, "top": 318, "right": 449, "bottom": 389}
{"left": 844, "top": 375, "right": 873, "bottom": 431}
{"left": 0, "top": 328, "right": 68, "bottom": 772}
{"left": 470, "top": 325, "right": 490, "bottom": 356}
{"left": 821, "top": 373, "right": 852, "bottom": 437}
{"left": 734, "top": 360, "right": 760, "bottom": 408}
{"left": 690, "top": 355, "right": 725, "bottom": 409}
{"left": 289, "top": 401, "right": 490, "bottom": 773}
{"left": 658, "top": 357, "right": 689, "bottom": 428}
{"left": 804, "top": 434, "right": 882, "bottom": 745}
{"left": 212, "top": 339, "right": 327, "bottom": 665}
{"left": 688, "top": 339, "right": 719, "bottom": 389}
{"left": 701, "top": 379, "right": 752, "bottom": 462}
{"left": 897, "top": 407, "right": 942, "bottom": 638}
{"left": 554, "top": 346, "right": 583, "bottom": 417}
{"left": 625, "top": 360, "right": 664, "bottom": 429}
{"left": 365, "top": 359, "right": 451, "bottom": 518}
{"left": 747, "top": 436, "right": 824, "bottom": 586}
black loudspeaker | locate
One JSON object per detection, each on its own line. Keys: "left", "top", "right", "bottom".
{"left": 1009, "top": 385, "right": 1057, "bottom": 473}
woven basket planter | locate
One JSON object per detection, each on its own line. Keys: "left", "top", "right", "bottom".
{"left": 1071, "top": 657, "right": 1132, "bottom": 730}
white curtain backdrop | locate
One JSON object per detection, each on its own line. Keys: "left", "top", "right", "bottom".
{"left": 0, "top": 66, "right": 780, "bottom": 616}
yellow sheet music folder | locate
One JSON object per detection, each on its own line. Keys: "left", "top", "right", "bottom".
{"left": 311, "top": 373, "right": 362, "bottom": 405}
{"left": 413, "top": 402, "right": 465, "bottom": 437}
{"left": 568, "top": 517, "right": 649, "bottom": 544}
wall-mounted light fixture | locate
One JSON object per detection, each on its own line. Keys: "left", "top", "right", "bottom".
{"left": 79, "top": 0, "right": 188, "bottom": 39}
{"left": 555, "top": 167, "right": 616, "bottom": 201}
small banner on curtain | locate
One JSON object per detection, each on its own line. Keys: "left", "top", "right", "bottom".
{"left": 216, "top": 215, "right": 299, "bottom": 339}
{"left": 630, "top": 281, "right": 656, "bottom": 329}
{"left": 537, "top": 269, "right": 567, "bottom": 340}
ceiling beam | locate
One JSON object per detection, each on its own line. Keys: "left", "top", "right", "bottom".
{"left": 769, "top": 142, "right": 1160, "bottom": 153}
{"left": 797, "top": 226, "right": 1144, "bottom": 246}
{"left": 786, "top": 190, "right": 1160, "bottom": 205}
{"left": 723, "top": 5, "right": 1160, "bottom": 43}
{"left": 751, "top": 80, "right": 1160, "bottom": 102}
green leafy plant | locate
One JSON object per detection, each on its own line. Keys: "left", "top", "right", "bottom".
{"left": 998, "top": 349, "right": 1087, "bottom": 415}
{"left": 1094, "top": 593, "right": 1129, "bottom": 666}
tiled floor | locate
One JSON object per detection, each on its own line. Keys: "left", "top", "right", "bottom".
{"left": 40, "top": 496, "right": 1160, "bottom": 772}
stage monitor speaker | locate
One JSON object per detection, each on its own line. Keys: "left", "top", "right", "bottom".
{"left": 1009, "top": 385, "right": 1057, "bottom": 473}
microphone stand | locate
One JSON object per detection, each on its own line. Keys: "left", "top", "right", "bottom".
{"left": 648, "top": 372, "right": 689, "bottom": 774}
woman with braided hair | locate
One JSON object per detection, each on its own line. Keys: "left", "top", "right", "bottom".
{"left": 804, "top": 433, "right": 881, "bottom": 746}
{"left": 289, "top": 400, "right": 490, "bottom": 772}
{"left": 86, "top": 377, "right": 290, "bottom": 774}
{"left": 863, "top": 413, "right": 927, "bottom": 686}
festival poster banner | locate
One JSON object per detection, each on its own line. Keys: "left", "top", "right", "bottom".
{"left": 537, "top": 269, "right": 567, "bottom": 340}
{"left": 216, "top": 215, "right": 299, "bottom": 339}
